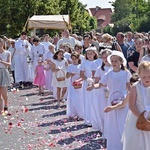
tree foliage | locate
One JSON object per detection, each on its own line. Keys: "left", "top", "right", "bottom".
{"left": 111, "top": 0, "right": 150, "bottom": 34}
{"left": 103, "top": 25, "right": 113, "bottom": 35}
{"left": 0, "top": 0, "right": 96, "bottom": 37}
{"left": 111, "top": 0, "right": 132, "bottom": 22}
{"left": 137, "top": 17, "right": 150, "bottom": 32}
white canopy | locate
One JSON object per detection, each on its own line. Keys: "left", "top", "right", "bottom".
{"left": 28, "top": 15, "right": 71, "bottom": 30}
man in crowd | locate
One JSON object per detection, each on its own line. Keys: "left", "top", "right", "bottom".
{"left": 57, "top": 29, "right": 76, "bottom": 49}
{"left": 116, "top": 32, "right": 130, "bottom": 60}
{"left": 41, "top": 34, "right": 51, "bottom": 52}
{"left": 14, "top": 32, "right": 31, "bottom": 88}
{"left": 126, "top": 32, "right": 134, "bottom": 47}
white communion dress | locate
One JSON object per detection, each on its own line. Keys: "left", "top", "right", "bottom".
{"left": 66, "top": 64, "right": 84, "bottom": 118}
{"left": 122, "top": 81, "right": 150, "bottom": 150}
{"left": 52, "top": 59, "right": 67, "bottom": 88}
{"left": 44, "top": 51, "right": 54, "bottom": 91}
{"left": 101, "top": 69, "right": 131, "bottom": 150}
{"left": 80, "top": 60, "right": 97, "bottom": 125}
{"left": 91, "top": 65, "right": 112, "bottom": 134}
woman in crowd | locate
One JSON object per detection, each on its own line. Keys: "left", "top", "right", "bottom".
{"left": 101, "top": 33, "right": 122, "bottom": 52}
{"left": 128, "top": 38, "right": 144, "bottom": 73}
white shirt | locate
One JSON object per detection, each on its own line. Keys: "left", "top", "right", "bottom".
{"left": 57, "top": 36, "right": 76, "bottom": 49}
{"left": 41, "top": 41, "right": 51, "bottom": 52}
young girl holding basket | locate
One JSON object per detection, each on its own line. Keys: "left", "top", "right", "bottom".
{"left": 51, "top": 49, "right": 68, "bottom": 107}
{"left": 66, "top": 52, "right": 84, "bottom": 119}
{"left": 87, "top": 51, "right": 131, "bottom": 150}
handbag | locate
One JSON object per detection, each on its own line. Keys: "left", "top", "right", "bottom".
{"left": 136, "top": 110, "right": 150, "bottom": 131}
{"left": 55, "top": 69, "right": 65, "bottom": 82}
{"left": 136, "top": 81, "right": 150, "bottom": 131}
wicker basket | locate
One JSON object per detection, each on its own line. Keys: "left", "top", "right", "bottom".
{"left": 136, "top": 111, "right": 150, "bottom": 131}
{"left": 73, "top": 84, "right": 82, "bottom": 89}
{"left": 72, "top": 81, "right": 82, "bottom": 89}
{"left": 110, "top": 91, "right": 124, "bottom": 106}
{"left": 55, "top": 69, "right": 65, "bottom": 82}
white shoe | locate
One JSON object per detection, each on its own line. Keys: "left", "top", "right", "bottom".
{"left": 61, "top": 99, "right": 66, "bottom": 103}
{"left": 57, "top": 102, "right": 60, "bottom": 108}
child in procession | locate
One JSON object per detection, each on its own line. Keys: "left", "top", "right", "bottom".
{"left": 66, "top": 52, "right": 84, "bottom": 119}
{"left": 122, "top": 61, "right": 150, "bottom": 150}
{"left": 44, "top": 43, "right": 55, "bottom": 94}
{"left": 80, "top": 46, "right": 98, "bottom": 126}
{"left": 87, "top": 50, "right": 131, "bottom": 150}
{"left": 51, "top": 49, "right": 68, "bottom": 107}
{"left": 33, "top": 57, "right": 46, "bottom": 95}
{"left": 91, "top": 49, "right": 112, "bottom": 135}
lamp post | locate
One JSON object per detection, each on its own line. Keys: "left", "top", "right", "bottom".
{"left": 93, "top": 6, "right": 100, "bottom": 16}
{"left": 108, "top": 1, "right": 114, "bottom": 5}
{"left": 93, "top": 6, "right": 100, "bottom": 32}
{"left": 108, "top": 1, "right": 114, "bottom": 11}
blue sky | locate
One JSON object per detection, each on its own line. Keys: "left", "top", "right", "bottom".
{"left": 79, "top": 0, "right": 115, "bottom": 8}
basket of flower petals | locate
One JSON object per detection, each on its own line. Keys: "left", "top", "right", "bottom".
{"left": 72, "top": 81, "right": 82, "bottom": 89}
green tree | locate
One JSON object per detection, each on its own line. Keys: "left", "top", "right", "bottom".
{"left": 103, "top": 25, "right": 113, "bottom": 35}
{"left": 0, "top": 0, "right": 61, "bottom": 37}
{"left": 111, "top": 0, "right": 132, "bottom": 22}
{"left": 0, "top": 0, "right": 96, "bottom": 37}
{"left": 111, "top": 0, "right": 150, "bottom": 33}
{"left": 59, "top": 0, "right": 97, "bottom": 34}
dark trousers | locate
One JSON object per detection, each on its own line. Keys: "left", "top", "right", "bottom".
{"left": 11, "top": 70, "right": 15, "bottom": 83}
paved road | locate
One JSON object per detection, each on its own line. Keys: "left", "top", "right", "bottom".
{"left": 0, "top": 86, "right": 106, "bottom": 150}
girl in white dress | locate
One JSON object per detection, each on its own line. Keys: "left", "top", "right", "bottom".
{"left": 104, "top": 74, "right": 139, "bottom": 113}
{"left": 0, "top": 38, "right": 11, "bottom": 112}
{"left": 74, "top": 44, "right": 85, "bottom": 63}
{"left": 31, "top": 37, "right": 46, "bottom": 73}
{"left": 122, "top": 61, "right": 150, "bottom": 150}
{"left": 87, "top": 51, "right": 131, "bottom": 150}
{"left": 51, "top": 50, "right": 68, "bottom": 107}
{"left": 91, "top": 49, "right": 112, "bottom": 134}
{"left": 44, "top": 44, "right": 55, "bottom": 92}
{"left": 80, "top": 46, "right": 98, "bottom": 126}
{"left": 63, "top": 43, "right": 72, "bottom": 64}
{"left": 66, "top": 52, "right": 84, "bottom": 119}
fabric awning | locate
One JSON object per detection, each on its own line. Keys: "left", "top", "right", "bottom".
{"left": 28, "top": 15, "right": 71, "bottom": 30}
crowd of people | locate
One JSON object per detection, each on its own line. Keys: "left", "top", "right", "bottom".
{"left": 0, "top": 29, "right": 150, "bottom": 150}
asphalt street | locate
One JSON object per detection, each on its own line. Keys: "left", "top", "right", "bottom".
{"left": 0, "top": 86, "right": 106, "bottom": 150}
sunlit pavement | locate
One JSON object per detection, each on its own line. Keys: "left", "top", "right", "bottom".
{"left": 0, "top": 86, "right": 106, "bottom": 150}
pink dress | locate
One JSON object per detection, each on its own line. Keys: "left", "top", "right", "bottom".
{"left": 33, "top": 65, "right": 46, "bottom": 86}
